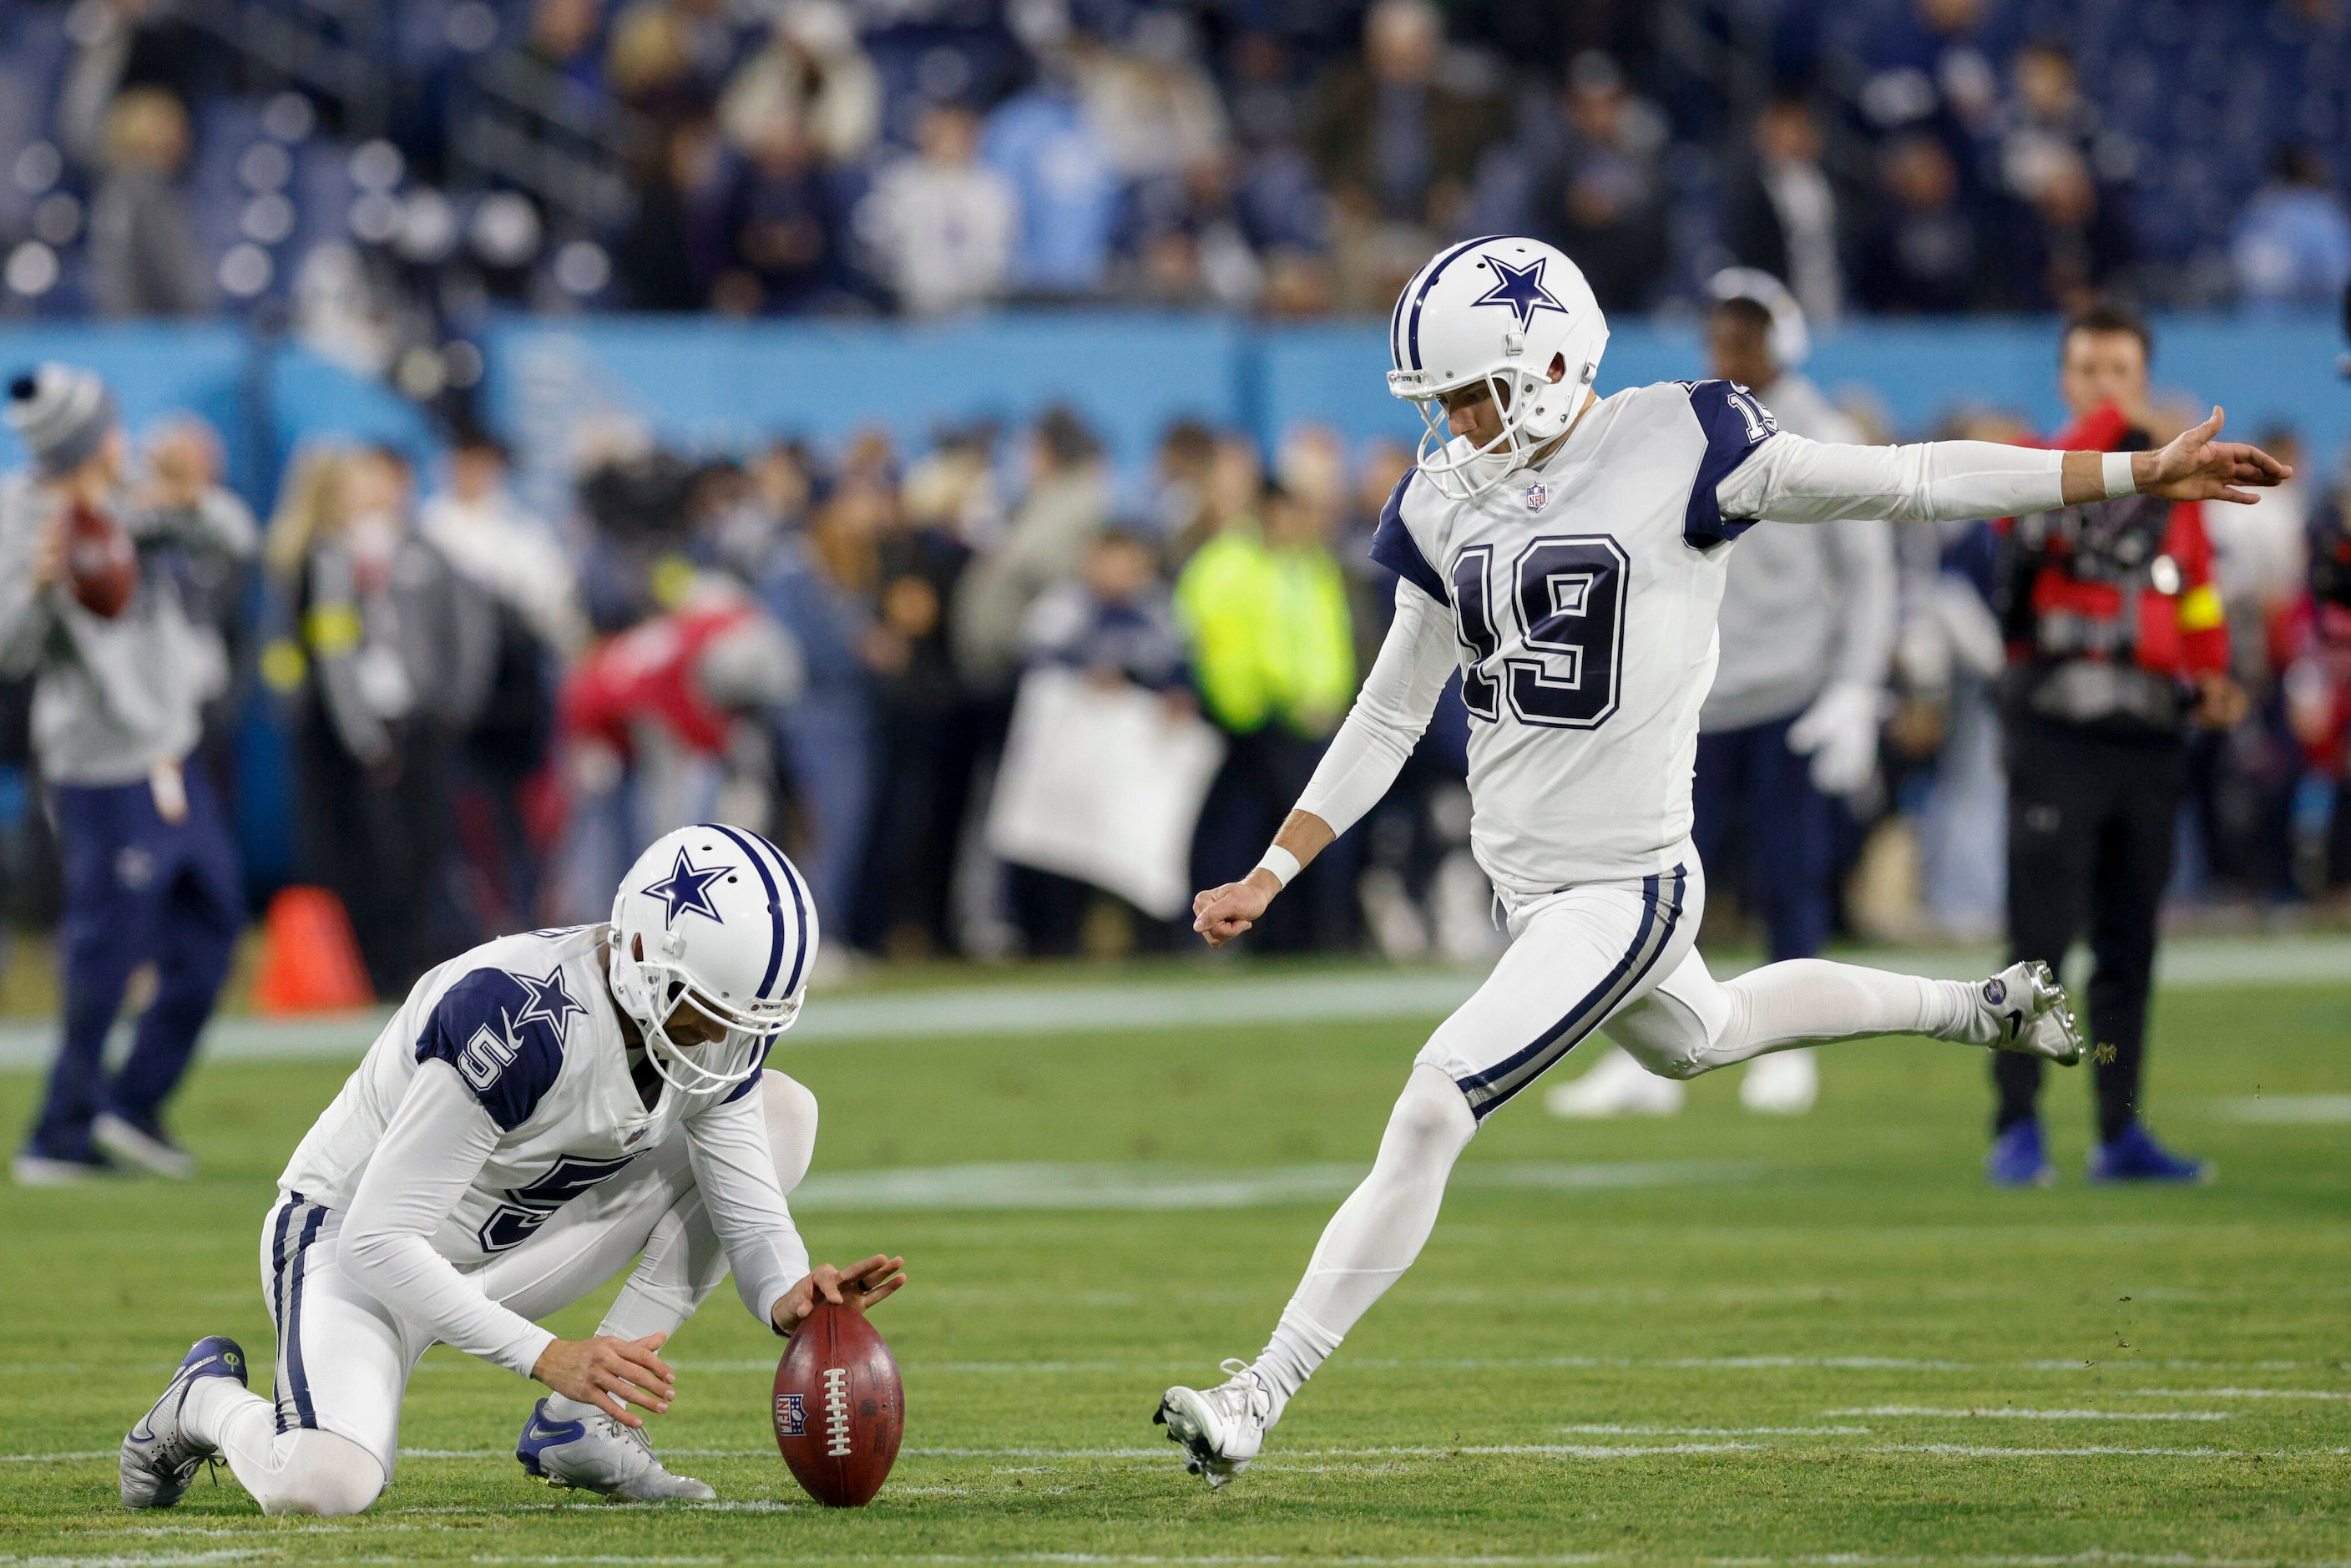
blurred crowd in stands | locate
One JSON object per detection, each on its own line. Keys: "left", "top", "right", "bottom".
{"left": 0, "top": 0, "right": 2347, "bottom": 373}
{"left": 6, "top": 374, "right": 2351, "bottom": 1003}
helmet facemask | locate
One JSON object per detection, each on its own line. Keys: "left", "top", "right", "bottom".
{"left": 1391, "top": 351, "right": 1592, "bottom": 503}
{"left": 608, "top": 928, "right": 797, "bottom": 1095}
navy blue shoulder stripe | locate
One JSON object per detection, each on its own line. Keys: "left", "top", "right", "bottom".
{"left": 1679, "top": 379, "right": 1780, "bottom": 549}
{"left": 1368, "top": 467, "right": 1448, "bottom": 605}
{"left": 705, "top": 822, "right": 789, "bottom": 1000}
{"left": 416, "top": 967, "right": 566, "bottom": 1131}
{"left": 1403, "top": 235, "right": 1504, "bottom": 371}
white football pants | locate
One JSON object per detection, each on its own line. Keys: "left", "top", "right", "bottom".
{"left": 179, "top": 1070, "right": 818, "bottom": 1515}
{"left": 1252, "top": 851, "right": 1978, "bottom": 1411}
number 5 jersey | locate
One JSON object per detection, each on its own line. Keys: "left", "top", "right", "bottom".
{"left": 1309, "top": 377, "right": 2082, "bottom": 894}
{"left": 276, "top": 923, "right": 805, "bottom": 1368}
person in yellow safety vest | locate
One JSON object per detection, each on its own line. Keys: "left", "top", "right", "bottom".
{"left": 1176, "top": 483, "right": 1357, "bottom": 740}
{"left": 1176, "top": 480, "right": 1359, "bottom": 950}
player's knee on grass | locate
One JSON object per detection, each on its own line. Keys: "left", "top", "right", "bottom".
{"left": 252, "top": 1431, "right": 385, "bottom": 1518}
{"left": 760, "top": 1069, "right": 819, "bottom": 1196}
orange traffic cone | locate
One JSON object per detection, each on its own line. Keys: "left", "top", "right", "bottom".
{"left": 250, "top": 886, "right": 376, "bottom": 1014}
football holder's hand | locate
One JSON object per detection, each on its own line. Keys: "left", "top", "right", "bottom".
{"left": 1192, "top": 872, "right": 1277, "bottom": 949}
{"left": 531, "top": 1332, "right": 675, "bottom": 1429}
{"left": 2136, "top": 407, "right": 2292, "bottom": 503}
{"left": 771, "top": 1253, "right": 907, "bottom": 1337}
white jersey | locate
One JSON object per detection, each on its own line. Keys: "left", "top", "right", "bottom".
{"left": 1300, "top": 379, "right": 2075, "bottom": 895}
{"left": 1363, "top": 379, "right": 1774, "bottom": 890}
{"left": 281, "top": 923, "right": 775, "bottom": 1270}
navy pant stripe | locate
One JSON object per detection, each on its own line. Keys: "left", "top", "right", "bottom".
{"left": 267, "top": 1195, "right": 297, "bottom": 1434}
{"left": 282, "top": 1202, "right": 327, "bottom": 1432}
{"left": 1457, "top": 867, "right": 1686, "bottom": 1118}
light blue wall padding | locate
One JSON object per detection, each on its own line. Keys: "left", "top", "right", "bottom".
{"left": 0, "top": 322, "right": 251, "bottom": 486}
{"left": 484, "top": 312, "right": 1247, "bottom": 473}
{"left": 264, "top": 346, "right": 440, "bottom": 479}
{"left": 0, "top": 327, "right": 437, "bottom": 503}
{"left": 1, "top": 313, "right": 2339, "bottom": 490}
{"left": 482, "top": 311, "right": 2345, "bottom": 483}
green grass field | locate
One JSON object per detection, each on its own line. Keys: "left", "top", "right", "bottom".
{"left": 3, "top": 964, "right": 2347, "bottom": 1565}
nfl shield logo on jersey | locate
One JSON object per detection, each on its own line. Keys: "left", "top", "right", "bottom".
{"left": 1523, "top": 482, "right": 1549, "bottom": 512}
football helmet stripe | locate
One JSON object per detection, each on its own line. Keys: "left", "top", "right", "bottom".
{"left": 1403, "top": 234, "right": 1503, "bottom": 372}
{"left": 705, "top": 822, "right": 790, "bottom": 1001}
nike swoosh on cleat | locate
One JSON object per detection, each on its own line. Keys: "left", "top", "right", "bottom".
{"left": 523, "top": 1421, "right": 572, "bottom": 1444}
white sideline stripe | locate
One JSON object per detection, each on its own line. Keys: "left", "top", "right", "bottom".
{"left": 1828, "top": 1407, "right": 2234, "bottom": 1422}
{"left": 648, "top": 1355, "right": 2001, "bottom": 1374}
{"left": 23, "top": 1555, "right": 2351, "bottom": 1568}
{"left": 2122, "top": 1387, "right": 2351, "bottom": 1400}
{"left": 5, "top": 933, "right": 2344, "bottom": 1070}
{"left": 1557, "top": 1425, "right": 1873, "bottom": 1435}
{"left": 2212, "top": 1094, "right": 2351, "bottom": 1123}
{"left": 362, "top": 1440, "right": 2351, "bottom": 1464}
{"left": 0, "top": 1555, "right": 269, "bottom": 1567}
{"left": 787, "top": 1159, "right": 1760, "bottom": 1211}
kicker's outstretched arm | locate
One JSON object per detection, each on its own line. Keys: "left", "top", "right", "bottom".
{"left": 1192, "top": 580, "right": 1457, "bottom": 947}
{"left": 1719, "top": 404, "right": 2291, "bottom": 527}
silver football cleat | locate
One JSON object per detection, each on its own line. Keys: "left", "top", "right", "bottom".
{"left": 1965, "top": 961, "right": 2084, "bottom": 1065}
{"left": 121, "top": 1336, "right": 246, "bottom": 1509}
{"left": 1155, "top": 1359, "right": 1275, "bottom": 1490}
{"left": 515, "top": 1399, "right": 715, "bottom": 1501}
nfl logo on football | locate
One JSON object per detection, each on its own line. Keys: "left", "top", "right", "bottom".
{"left": 1523, "top": 482, "right": 1548, "bottom": 511}
{"left": 774, "top": 1393, "right": 806, "bottom": 1437}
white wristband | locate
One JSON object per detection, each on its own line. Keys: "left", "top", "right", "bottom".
{"left": 2101, "top": 450, "right": 2137, "bottom": 499}
{"left": 1253, "top": 846, "right": 1300, "bottom": 889}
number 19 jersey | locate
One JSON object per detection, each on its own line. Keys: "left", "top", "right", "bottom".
{"left": 1369, "top": 378, "right": 1777, "bottom": 893}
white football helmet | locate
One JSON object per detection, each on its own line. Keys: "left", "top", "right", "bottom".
{"left": 608, "top": 823, "right": 818, "bottom": 1095}
{"left": 1387, "top": 235, "right": 1610, "bottom": 501}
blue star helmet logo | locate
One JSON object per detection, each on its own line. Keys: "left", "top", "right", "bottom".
{"left": 1469, "top": 255, "right": 1570, "bottom": 331}
{"left": 513, "top": 967, "right": 588, "bottom": 1038}
{"left": 644, "top": 847, "right": 727, "bottom": 928}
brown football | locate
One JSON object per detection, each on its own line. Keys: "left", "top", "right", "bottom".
{"left": 771, "top": 1300, "right": 903, "bottom": 1507}
{"left": 65, "top": 500, "right": 137, "bottom": 620}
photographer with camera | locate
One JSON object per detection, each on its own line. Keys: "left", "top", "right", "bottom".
{"left": 1987, "top": 307, "right": 2245, "bottom": 1187}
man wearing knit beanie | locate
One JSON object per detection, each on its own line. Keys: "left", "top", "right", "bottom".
{"left": 0, "top": 363, "right": 257, "bottom": 1186}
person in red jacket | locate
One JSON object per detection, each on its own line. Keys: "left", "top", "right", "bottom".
{"left": 1988, "top": 303, "right": 2247, "bottom": 1186}
{"left": 558, "top": 582, "right": 801, "bottom": 899}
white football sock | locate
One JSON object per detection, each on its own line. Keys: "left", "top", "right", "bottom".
{"left": 543, "top": 1393, "right": 604, "bottom": 1423}
{"left": 181, "top": 1378, "right": 383, "bottom": 1516}
{"left": 1723, "top": 962, "right": 1976, "bottom": 1058}
{"left": 1250, "top": 1064, "right": 1476, "bottom": 1418}
{"left": 1610, "top": 959, "right": 1978, "bottom": 1080}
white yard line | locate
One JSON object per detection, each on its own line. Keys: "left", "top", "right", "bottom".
{"left": 1555, "top": 1426, "right": 1873, "bottom": 1436}
{"left": 12, "top": 1555, "right": 2351, "bottom": 1568}
{"left": 2119, "top": 1388, "right": 2351, "bottom": 1400}
{"left": 2210, "top": 1095, "right": 2351, "bottom": 1124}
{"left": 1825, "top": 1407, "right": 2234, "bottom": 1421}
{"left": 788, "top": 1159, "right": 1759, "bottom": 1211}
